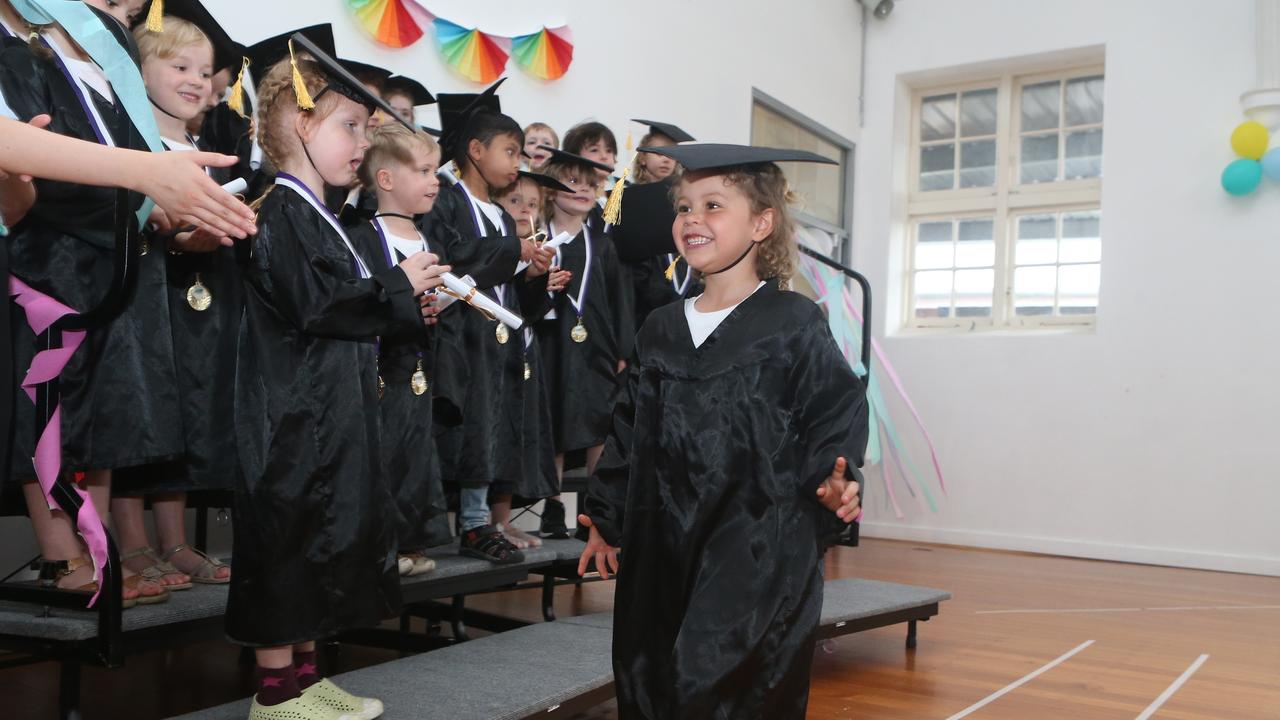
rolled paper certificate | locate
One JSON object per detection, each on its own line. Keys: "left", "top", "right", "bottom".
{"left": 221, "top": 177, "right": 248, "bottom": 195}
{"left": 513, "top": 231, "right": 576, "bottom": 275}
{"left": 440, "top": 272, "right": 524, "bottom": 331}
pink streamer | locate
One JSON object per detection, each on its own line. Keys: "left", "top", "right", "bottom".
{"left": 10, "top": 277, "right": 107, "bottom": 607}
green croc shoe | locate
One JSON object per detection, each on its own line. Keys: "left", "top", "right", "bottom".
{"left": 248, "top": 692, "right": 359, "bottom": 720}
{"left": 302, "top": 678, "right": 383, "bottom": 720}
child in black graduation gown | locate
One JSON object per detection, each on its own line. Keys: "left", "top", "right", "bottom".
{"left": 423, "top": 83, "right": 559, "bottom": 563}
{"left": 229, "top": 42, "right": 447, "bottom": 720}
{"left": 579, "top": 144, "right": 867, "bottom": 720}
{"left": 111, "top": 3, "right": 241, "bottom": 592}
{"left": 348, "top": 122, "right": 456, "bottom": 576}
{"left": 535, "top": 148, "right": 633, "bottom": 505}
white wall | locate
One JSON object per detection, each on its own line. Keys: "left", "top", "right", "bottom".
{"left": 854, "top": 0, "right": 1280, "bottom": 575}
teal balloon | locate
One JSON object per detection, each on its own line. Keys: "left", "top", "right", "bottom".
{"left": 1222, "top": 158, "right": 1263, "bottom": 196}
{"left": 1263, "top": 148, "right": 1280, "bottom": 181}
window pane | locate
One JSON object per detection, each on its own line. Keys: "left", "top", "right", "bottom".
{"left": 1060, "top": 212, "right": 1102, "bottom": 263}
{"left": 1021, "top": 80, "right": 1060, "bottom": 132}
{"left": 1020, "top": 134, "right": 1059, "bottom": 184}
{"left": 1058, "top": 263, "right": 1100, "bottom": 314}
{"left": 954, "top": 268, "right": 994, "bottom": 317}
{"left": 956, "top": 219, "right": 994, "bottom": 268}
{"left": 920, "top": 144, "right": 955, "bottom": 191}
{"left": 1065, "top": 75, "right": 1104, "bottom": 126}
{"left": 1014, "top": 266, "right": 1056, "bottom": 316}
{"left": 913, "top": 270, "right": 953, "bottom": 318}
{"left": 750, "top": 103, "right": 847, "bottom": 227}
{"left": 1064, "top": 128, "right": 1103, "bottom": 179}
{"left": 921, "top": 94, "right": 957, "bottom": 141}
{"left": 915, "top": 221, "right": 954, "bottom": 269}
{"left": 960, "top": 88, "right": 997, "bottom": 137}
{"left": 1016, "top": 214, "right": 1057, "bottom": 265}
{"left": 959, "top": 140, "right": 996, "bottom": 188}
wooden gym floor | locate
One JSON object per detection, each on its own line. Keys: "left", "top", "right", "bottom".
{"left": 2, "top": 538, "right": 1276, "bottom": 719}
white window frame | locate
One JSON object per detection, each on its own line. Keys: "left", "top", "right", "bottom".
{"left": 903, "top": 63, "right": 1104, "bottom": 331}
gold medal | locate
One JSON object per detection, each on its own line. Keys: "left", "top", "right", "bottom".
{"left": 140, "top": 236, "right": 150, "bottom": 255}
{"left": 570, "top": 318, "right": 588, "bottom": 343}
{"left": 495, "top": 322, "right": 510, "bottom": 344}
{"left": 523, "top": 361, "right": 532, "bottom": 381}
{"left": 410, "top": 359, "right": 428, "bottom": 396}
{"left": 186, "top": 273, "right": 212, "bottom": 311}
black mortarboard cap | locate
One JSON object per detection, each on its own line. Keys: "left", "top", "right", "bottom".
{"left": 436, "top": 78, "right": 505, "bottom": 157}
{"left": 244, "top": 24, "right": 335, "bottom": 76}
{"left": 636, "top": 143, "right": 837, "bottom": 172}
{"left": 136, "top": 0, "right": 243, "bottom": 73}
{"left": 519, "top": 170, "right": 571, "bottom": 193}
{"left": 611, "top": 178, "right": 678, "bottom": 261}
{"left": 288, "top": 33, "right": 413, "bottom": 131}
{"left": 539, "top": 145, "right": 613, "bottom": 173}
{"left": 384, "top": 75, "right": 435, "bottom": 106}
{"left": 632, "top": 118, "right": 695, "bottom": 144}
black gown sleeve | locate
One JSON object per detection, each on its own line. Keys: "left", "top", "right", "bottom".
{"left": 789, "top": 304, "right": 870, "bottom": 502}
{"left": 420, "top": 190, "right": 521, "bottom": 289}
{"left": 256, "top": 204, "right": 422, "bottom": 340}
{"left": 583, "top": 350, "right": 640, "bottom": 547}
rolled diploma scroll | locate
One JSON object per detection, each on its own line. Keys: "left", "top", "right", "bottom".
{"left": 221, "top": 177, "right": 248, "bottom": 195}
{"left": 513, "top": 231, "right": 575, "bottom": 275}
{"left": 439, "top": 272, "right": 524, "bottom": 331}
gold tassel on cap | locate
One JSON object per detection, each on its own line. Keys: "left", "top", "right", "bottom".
{"left": 602, "top": 167, "right": 629, "bottom": 225}
{"left": 664, "top": 254, "right": 681, "bottom": 281}
{"left": 144, "top": 0, "right": 164, "bottom": 32}
{"left": 227, "top": 57, "right": 249, "bottom": 118}
{"left": 288, "top": 40, "right": 315, "bottom": 110}
{"left": 625, "top": 129, "right": 633, "bottom": 153}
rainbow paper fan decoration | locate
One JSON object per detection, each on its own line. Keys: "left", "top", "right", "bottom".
{"left": 510, "top": 26, "right": 574, "bottom": 81}
{"left": 435, "top": 18, "right": 511, "bottom": 84}
{"left": 348, "top": 0, "right": 434, "bottom": 49}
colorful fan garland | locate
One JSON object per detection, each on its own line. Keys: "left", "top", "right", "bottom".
{"left": 345, "top": 0, "right": 574, "bottom": 83}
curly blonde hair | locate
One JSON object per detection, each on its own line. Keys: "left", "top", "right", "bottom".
{"left": 674, "top": 164, "right": 799, "bottom": 286}
{"left": 538, "top": 160, "right": 601, "bottom": 220}
{"left": 132, "top": 16, "right": 211, "bottom": 64}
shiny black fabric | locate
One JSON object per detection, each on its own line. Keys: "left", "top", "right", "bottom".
{"left": 198, "top": 101, "right": 254, "bottom": 185}
{"left": 421, "top": 185, "right": 553, "bottom": 499}
{"left": 629, "top": 254, "right": 702, "bottom": 330}
{"left": 349, "top": 220, "right": 453, "bottom": 551}
{"left": 584, "top": 281, "right": 869, "bottom": 719}
{"left": 228, "top": 186, "right": 422, "bottom": 646}
{"left": 535, "top": 225, "right": 633, "bottom": 453}
{"left": 115, "top": 146, "right": 242, "bottom": 495}
{"left": 1, "top": 30, "right": 183, "bottom": 481}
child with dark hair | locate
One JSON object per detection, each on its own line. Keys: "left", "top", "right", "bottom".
{"left": 424, "top": 81, "right": 560, "bottom": 563}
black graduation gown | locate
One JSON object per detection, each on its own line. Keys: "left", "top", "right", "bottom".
{"left": 115, "top": 140, "right": 243, "bottom": 495}
{"left": 349, "top": 220, "right": 453, "bottom": 552}
{"left": 227, "top": 185, "right": 423, "bottom": 646}
{"left": 422, "top": 185, "right": 553, "bottom": 501}
{"left": 1, "top": 26, "right": 183, "bottom": 482}
{"left": 631, "top": 254, "right": 702, "bottom": 331}
{"left": 198, "top": 100, "right": 254, "bottom": 185}
{"left": 583, "top": 280, "right": 869, "bottom": 720}
{"left": 536, "top": 223, "right": 633, "bottom": 453}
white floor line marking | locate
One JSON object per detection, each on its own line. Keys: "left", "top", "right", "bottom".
{"left": 944, "top": 640, "right": 1095, "bottom": 720}
{"left": 1135, "top": 654, "right": 1210, "bottom": 720}
{"left": 977, "top": 605, "right": 1280, "bottom": 616}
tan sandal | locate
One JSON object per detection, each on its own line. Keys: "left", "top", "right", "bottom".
{"left": 121, "top": 547, "right": 193, "bottom": 591}
{"left": 161, "top": 544, "right": 230, "bottom": 584}
{"left": 125, "top": 573, "right": 170, "bottom": 606}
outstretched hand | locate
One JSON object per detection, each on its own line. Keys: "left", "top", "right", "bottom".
{"left": 815, "top": 456, "right": 861, "bottom": 523}
{"left": 576, "top": 514, "right": 621, "bottom": 579}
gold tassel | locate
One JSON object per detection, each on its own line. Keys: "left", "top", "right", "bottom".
{"left": 602, "top": 167, "right": 629, "bottom": 225}
{"left": 664, "top": 255, "right": 681, "bottom": 281}
{"left": 625, "top": 129, "right": 633, "bottom": 153}
{"left": 227, "top": 57, "right": 249, "bottom": 118}
{"left": 288, "top": 40, "right": 315, "bottom": 111}
{"left": 144, "top": 0, "right": 164, "bottom": 32}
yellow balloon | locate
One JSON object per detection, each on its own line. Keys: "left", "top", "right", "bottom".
{"left": 1231, "top": 121, "right": 1270, "bottom": 160}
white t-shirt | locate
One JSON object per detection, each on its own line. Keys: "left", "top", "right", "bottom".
{"left": 474, "top": 197, "right": 505, "bottom": 234}
{"left": 684, "top": 281, "right": 767, "bottom": 348}
{"left": 385, "top": 228, "right": 426, "bottom": 262}
{"left": 64, "top": 55, "right": 114, "bottom": 105}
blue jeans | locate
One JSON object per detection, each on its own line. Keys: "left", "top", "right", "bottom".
{"left": 459, "top": 487, "right": 490, "bottom": 532}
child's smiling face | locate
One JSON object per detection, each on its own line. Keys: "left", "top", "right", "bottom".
{"left": 673, "top": 172, "right": 774, "bottom": 274}
{"left": 142, "top": 43, "right": 214, "bottom": 123}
